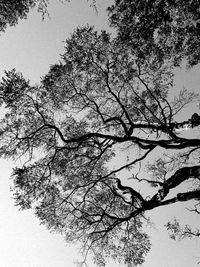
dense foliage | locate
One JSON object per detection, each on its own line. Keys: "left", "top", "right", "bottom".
{"left": 0, "top": 0, "right": 38, "bottom": 31}
{"left": 108, "top": 0, "right": 200, "bottom": 67}
{"left": 0, "top": 26, "right": 200, "bottom": 266}
{"left": 0, "top": 0, "right": 67, "bottom": 32}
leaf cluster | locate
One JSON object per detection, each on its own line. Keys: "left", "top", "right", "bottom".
{"left": 108, "top": 0, "right": 200, "bottom": 67}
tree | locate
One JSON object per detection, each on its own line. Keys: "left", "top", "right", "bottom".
{"left": 0, "top": 26, "right": 200, "bottom": 266}
{"left": 0, "top": 0, "right": 48, "bottom": 32}
{"left": 0, "top": 0, "right": 98, "bottom": 33}
{"left": 108, "top": 0, "right": 200, "bottom": 67}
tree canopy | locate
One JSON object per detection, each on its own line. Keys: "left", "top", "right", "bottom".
{"left": 0, "top": 0, "right": 99, "bottom": 33}
{"left": 0, "top": 0, "right": 45, "bottom": 32}
{"left": 108, "top": 0, "right": 200, "bottom": 67}
{"left": 0, "top": 25, "right": 200, "bottom": 266}
{"left": 0, "top": 0, "right": 74, "bottom": 32}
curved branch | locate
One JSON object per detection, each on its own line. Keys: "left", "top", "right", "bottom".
{"left": 115, "top": 178, "right": 145, "bottom": 204}
{"left": 165, "top": 166, "right": 200, "bottom": 190}
{"left": 158, "top": 190, "right": 200, "bottom": 207}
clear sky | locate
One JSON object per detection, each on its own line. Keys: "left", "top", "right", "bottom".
{"left": 0, "top": 1, "right": 200, "bottom": 267}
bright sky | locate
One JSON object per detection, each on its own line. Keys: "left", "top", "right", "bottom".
{"left": 0, "top": 1, "right": 200, "bottom": 267}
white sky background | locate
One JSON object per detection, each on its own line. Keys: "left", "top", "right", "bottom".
{"left": 0, "top": 1, "right": 200, "bottom": 266}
